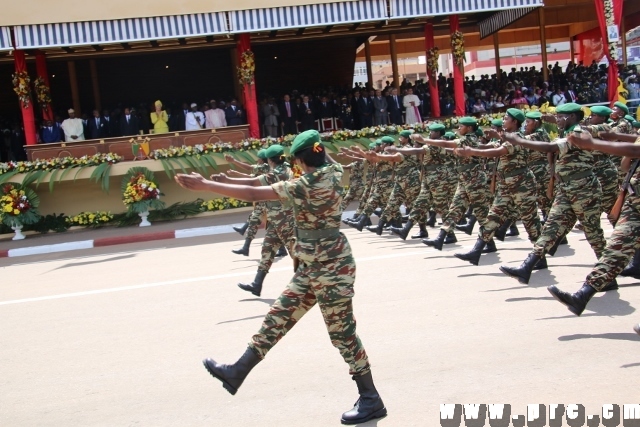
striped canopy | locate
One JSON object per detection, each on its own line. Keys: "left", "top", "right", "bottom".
{"left": 0, "top": 26, "right": 11, "bottom": 51}
{"left": 390, "top": 0, "right": 543, "bottom": 18}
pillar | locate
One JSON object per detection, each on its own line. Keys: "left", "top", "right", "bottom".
{"left": 67, "top": 60, "right": 81, "bottom": 114}
{"left": 569, "top": 36, "right": 575, "bottom": 62}
{"left": 449, "top": 16, "right": 465, "bottom": 116}
{"left": 89, "top": 59, "right": 101, "bottom": 111}
{"left": 493, "top": 32, "right": 501, "bottom": 81}
{"left": 539, "top": 8, "right": 549, "bottom": 81}
{"left": 621, "top": 18, "right": 627, "bottom": 66}
{"left": 424, "top": 23, "right": 440, "bottom": 117}
{"left": 34, "top": 51, "right": 54, "bottom": 122}
{"left": 389, "top": 34, "right": 399, "bottom": 87}
{"left": 237, "top": 34, "right": 259, "bottom": 138}
{"left": 13, "top": 49, "right": 37, "bottom": 146}
{"left": 365, "top": 39, "right": 374, "bottom": 89}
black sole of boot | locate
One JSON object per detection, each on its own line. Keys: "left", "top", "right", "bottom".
{"left": 203, "top": 360, "right": 238, "bottom": 395}
{"left": 341, "top": 407, "right": 387, "bottom": 425}
{"left": 498, "top": 267, "right": 529, "bottom": 284}
{"left": 546, "top": 288, "right": 583, "bottom": 316}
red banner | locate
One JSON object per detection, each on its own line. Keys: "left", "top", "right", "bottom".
{"left": 237, "top": 34, "right": 259, "bottom": 138}
{"left": 449, "top": 16, "right": 465, "bottom": 117}
{"left": 35, "top": 51, "right": 54, "bottom": 122}
{"left": 13, "top": 50, "right": 37, "bottom": 146}
{"left": 424, "top": 23, "right": 441, "bottom": 118}
{"left": 593, "top": 0, "right": 623, "bottom": 103}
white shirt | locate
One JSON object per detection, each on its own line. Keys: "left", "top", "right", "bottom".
{"left": 205, "top": 109, "right": 227, "bottom": 129}
{"left": 186, "top": 111, "right": 205, "bottom": 131}
{"left": 60, "top": 118, "right": 85, "bottom": 141}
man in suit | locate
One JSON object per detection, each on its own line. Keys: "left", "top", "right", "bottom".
{"left": 317, "top": 95, "right": 335, "bottom": 131}
{"left": 225, "top": 99, "right": 244, "bottom": 126}
{"left": 350, "top": 91, "right": 361, "bottom": 129}
{"left": 86, "top": 109, "right": 108, "bottom": 140}
{"left": 174, "top": 102, "right": 189, "bottom": 131}
{"left": 41, "top": 120, "right": 61, "bottom": 143}
{"left": 262, "top": 97, "right": 280, "bottom": 137}
{"left": 279, "top": 94, "right": 297, "bottom": 135}
{"left": 387, "top": 88, "right": 403, "bottom": 125}
{"left": 358, "top": 90, "right": 374, "bottom": 128}
{"left": 120, "top": 107, "right": 140, "bottom": 136}
{"left": 441, "top": 94, "right": 455, "bottom": 116}
{"left": 298, "top": 95, "right": 316, "bottom": 131}
{"left": 102, "top": 109, "right": 118, "bottom": 137}
{"left": 372, "top": 90, "right": 388, "bottom": 125}
{"left": 10, "top": 125, "right": 27, "bottom": 161}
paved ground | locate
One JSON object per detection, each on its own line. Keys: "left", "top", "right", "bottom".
{"left": 1, "top": 210, "right": 639, "bottom": 427}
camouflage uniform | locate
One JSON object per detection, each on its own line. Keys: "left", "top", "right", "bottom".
{"left": 250, "top": 163, "right": 370, "bottom": 376}
{"left": 362, "top": 160, "right": 394, "bottom": 216}
{"left": 341, "top": 159, "right": 366, "bottom": 211}
{"left": 257, "top": 164, "right": 296, "bottom": 273}
{"left": 355, "top": 161, "right": 376, "bottom": 215}
{"left": 610, "top": 118, "right": 633, "bottom": 185}
{"left": 443, "top": 150, "right": 459, "bottom": 208}
{"left": 524, "top": 128, "right": 552, "bottom": 214}
{"left": 410, "top": 144, "right": 451, "bottom": 224}
{"left": 480, "top": 133, "right": 541, "bottom": 243}
{"left": 245, "top": 162, "right": 271, "bottom": 240}
{"left": 440, "top": 133, "right": 491, "bottom": 233}
{"left": 583, "top": 123, "right": 620, "bottom": 225}
{"left": 379, "top": 150, "right": 422, "bottom": 224}
{"left": 532, "top": 125, "right": 605, "bottom": 258}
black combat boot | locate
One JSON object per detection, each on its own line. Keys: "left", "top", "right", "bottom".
{"left": 426, "top": 210, "right": 437, "bottom": 227}
{"left": 600, "top": 279, "right": 619, "bottom": 292}
{"left": 533, "top": 255, "right": 547, "bottom": 270}
{"left": 411, "top": 223, "right": 428, "bottom": 239}
{"left": 482, "top": 238, "right": 497, "bottom": 253}
{"left": 423, "top": 229, "right": 447, "bottom": 251}
{"left": 620, "top": 248, "right": 640, "bottom": 279}
{"left": 455, "top": 214, "right": 477, "bottom": 235}
{"left": 275, "top": 245, "right": 287, "bottom": 257}
{"left": 232, "top": 238, "right": 252, "bottom": 256}
{"left": 343, "top": 212, "right": 359, "bottom": 225}
{"left": 233, "top": 222, "right": 249, "bottom": 236}
{"left": 373, "top": 208, "right": 382, "bottom": 217}
{"left": 444, "top": 231, "right": 457, "bottom": 244}
{"left": 390, "top": 219, "right": 414, "bottom": 240}
{"left": 464, "top": 206, "right": 473, "bottom": 219}
{"left": 547, "top": 283, "right": 597, "bottom": 316}
{"left": 366, "top": 220, "right": 385, "bottom": 235}
{"left": 340, "top": 372, "right": 387, "bottom": 425}
{"left": 499, "top": 253, "right": 541, "bottom": 284}
{"left": 203, "top": 347, "right": 262, "bottom": 395}
{"left": 238, "top": 270, "right": 267, "bottom": 297}
{"left": 505, "top": 223, "right": 520, "bottom": 237}
{"left": 494, "top": 221, "right": 511, "bottom": 242}
{"left": 401, "top": 214, "right": 410, "bottom": 223}
{"left": 454, "top": 238, "right": 486, "bottom": 266}
{"left": 547, "top": 234, "right": 568, "bottom": 256}
{"left": 353, "top": 214, "right": 370, "bottom": 232}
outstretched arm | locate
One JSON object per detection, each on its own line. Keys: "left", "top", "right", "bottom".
{"left": 175, "top": 172, "right": 279, "bottom": 201}
{"left": 213, "top": 173, "right": 263, "bottom": 187}
{"left": 385, "top": 146, "right": 424, "bottom": 155}
{"left": 504, "top": 132, "right": 559, "bottom": 153}
{"left": 454, "top": 146, "right": 507, "bottom": 158}
{"left": 568, "top": 132, "right": 640, "bottom": 157}
{"left": 411, "top": 134, "right": 457, "bottom": 149}
{"left": 224, "top": 154, "right": 253, "bottom": 172}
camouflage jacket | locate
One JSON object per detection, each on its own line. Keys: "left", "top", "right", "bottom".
{"left": 373, "top": 159, "right": 395, "bottom": 183}
{"left": 488, "top": 131, "right": 528, "bottom": 176}
{"left": 250, "top": 162, "right": 271, "bottom": 177}
{"left": 259, "top": 163, "right": 294, "bottom": 216}
{"left": 395, "top": 145, "right": 422, "bottom": 177}
{"left": 454, "top": 133, "right": 481, "bottom": 166}
{"left": 347, "top": 160, "right": 365, "bottom": 186}
{"left": 554, "top": 124, "right": 594, "bottom": 179}
{"left": 523, "top": 127, "right": 551, "bottom": 164}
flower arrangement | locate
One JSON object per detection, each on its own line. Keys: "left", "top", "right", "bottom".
{"left": 0, "top": 154, "right": 122, "bottom": 178}
{"left": 33, "top": 77, "right": 52, "bottom": 110}
{"left": 237, "top": 50, "right": 256, "bottom": 86}
{"left": 604, "top": 0, "right": 617, "bottom": 61}
{"left": 451, "top": 31, "right": 466, "bottom": 69}
{"left": 121, "top": 167, "right": 165, "bottom": 214}
{"left": 200, "top": 198, "right": 250, "bottom": 212}
{"left": 426, "top": 47, "right": 439, "bottom": 79}
{"left": 0, "top": 183, "right": 40, "bottom": 227}
{"left": 12, "top": 71, "right": 32, "bottom": 108}
{"left": 66, "top": 211, "right": 113, "bottom": 227}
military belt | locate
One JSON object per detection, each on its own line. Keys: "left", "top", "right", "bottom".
{"left": 264, "top": 200, "right": 282, "bottom": 208}
{"left": 528, "top": 159, "right": 548, "bottom": 167}
{"left": 499, "top": 166, "right": 528, "bottom": 179}
{"left": 556, "top": 170, "right": 594, "bottom": 184}
{"left": 592, "top": 154, "right": 610, "bottom": 162}
{"left": 423, "top": 165, "right": 444, "bottom": 172}
{"left": 295, "top": 228, "right": 340, "bottom": 240}
{"left": 456, "top": 163, "right": 480, "bottom": 173}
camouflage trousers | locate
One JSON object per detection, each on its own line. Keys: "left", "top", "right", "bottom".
{"left": 529, "top": 162, "right": 551, "bottom": 214}
{"left": 363, "top": 179, "right": 393, "bottom": 216}
{"left": 410, "top": 168, "right": 451, "bottom": 224}
{"left": 480, "top": 171, "right": 541, "bottom": 243}
{"left": 532, "top": 175, "right": 605, "bottom": 258}
{"left": 380, "top": 171, "right": 421, "bottom": 223}
{"left": 258, "top": 207, "right": 296, "bottom": 273}
{"left": 355, "top": 182, "right": 374, "bottom": 215}
{"left": 246, "top": 202, "right": 267, "bottom": 240}
{"left": 341, "top": 183, "right": 365, "bottom": 212}
{"left": 444, "top": 168, "right": 459, "bottom": 208}
{"left": 441, "top": 167, "right": 491, "bottom": 233}
{"left": 249, "top": 254, "right": 371, "bottom": 376}
{"left": 586, "top": 194, "right": 640, "bottom": 291}
{"left": 593, "top": 160, "right": 620, "bottom": 226}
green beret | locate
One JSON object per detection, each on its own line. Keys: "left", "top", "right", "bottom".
{"left": 380, "top": 136, "right": 395, "bottom": 145}
{"left": 475, "top": 128, "right": 484, "bottom": 137}
{"left": 368, "top": 142, "right": 377, "bottom": 149}
{"left": 633, "top": 121, "right": 640, "bottom": 129}
{"left": 526, "top": 111, "right": 542, "bottom": 120}
{"left": 506, "top": 108, "right": 525, "bottom": 123}
{"left": 399, "top": 130, "right": 413, "bottom": 138}
{"left": 625, "top": 115, "right": 635, "bottom": 123}
{"left": 443, "top": 132, "right": 456, "bottom": 140}
{"left": 265, "top": 144, "right": 285, "bottom": 158}
{"left": 428, "top": 123, "right": 446, "bottom": 132}
{"left": 491, "top": 119, "right": 504, "bottom": 127}
{"left": 590, "top": 106, "right": 612, "bottom": 116}
{"left": 257, "top": 149, "right": 268, "bottom": 159}
{"left": 556, "top": 102, "right": 582, "bottom": 114}
{"left": 614, "top": 101, "right": 629, "bottom": 115}
{"left": 374, "top": 138, "right": 383, "bottom": 146}
{"left": 290, "top": 130, "right": 320, "bottom": 156}
{"left": 458, "top": 117, "right": 477, "bottom": 126}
